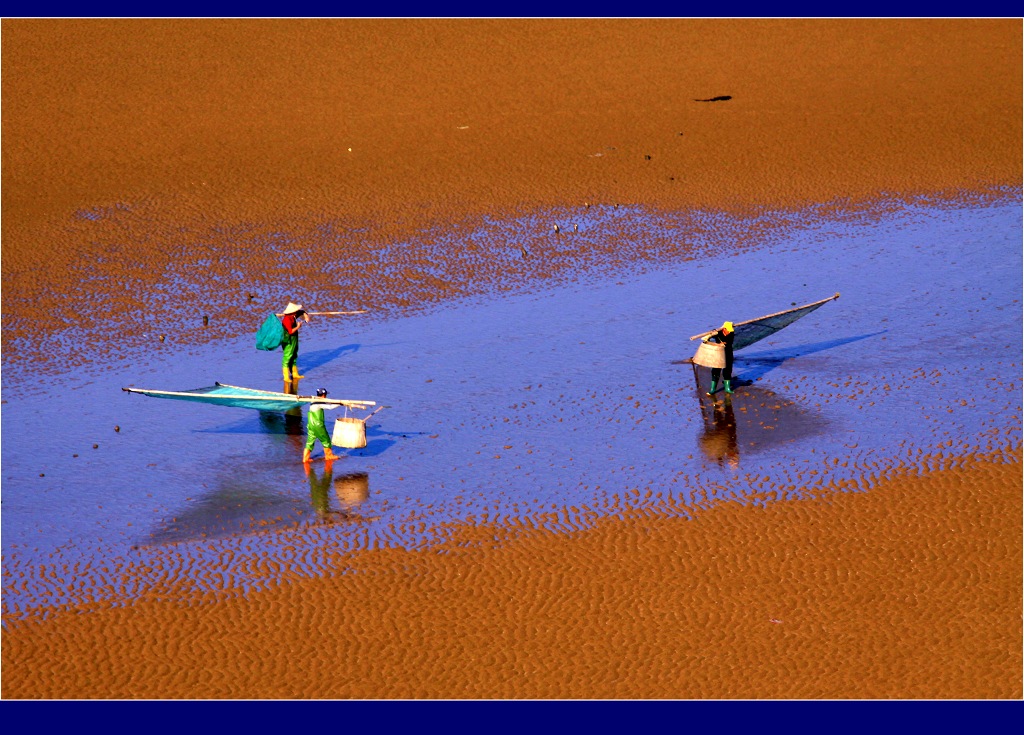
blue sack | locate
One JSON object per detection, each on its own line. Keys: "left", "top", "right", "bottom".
{"left": 255, "top": 313, "right": 286, "bottom": 351}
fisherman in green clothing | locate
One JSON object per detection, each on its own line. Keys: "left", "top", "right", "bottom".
{"left": 704, "top": 320, "right": 736, "bottom": 396}
{"left": 280, "top": 302, "right": 310, "bottom": 382}
{"left": 303, "top": 388, "right": 342, "bottom": 464}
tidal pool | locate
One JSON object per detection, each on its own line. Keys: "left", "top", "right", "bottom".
{"left": 2, "top": 193, "right": 1020, "bottom": 617}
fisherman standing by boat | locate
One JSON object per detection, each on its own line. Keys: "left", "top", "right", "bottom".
{"left": 280, "top": 302, "right": 310, "bottom": 382}
{"left": 704, "top": 321, "right": 735, "bottom": 395}
{"left": 304, "top": 388, "right": 341, "bottom": 464}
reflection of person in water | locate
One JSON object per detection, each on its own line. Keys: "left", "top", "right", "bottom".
{"left": 282, "top": 381, "right": 306, "bottom": 449}
{"left": 699, "top": 394, "right": 740, "bottom": 469}
{"left": 304, "top": 459, "right": 336, "bottom": 521}
{"left": 704, "top": 321, "right": 735, "bottom": 395}
{"left": 305, "top": 465, "right": 370, "bottom": 521}
{"left": 256, "top": 380, "right": 307, "bottom": 453}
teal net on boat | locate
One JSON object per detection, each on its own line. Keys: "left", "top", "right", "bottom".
{"left": 122, "top": 383, "right": 374, "bottom": 411}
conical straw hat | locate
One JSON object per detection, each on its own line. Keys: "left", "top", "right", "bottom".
{"left": 282, "top": 302, "right": 304, "bottom": 315}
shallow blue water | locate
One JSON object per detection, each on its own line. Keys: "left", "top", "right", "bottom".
{"left": 2, "top": 194, "right": 1020, "bottom": 617}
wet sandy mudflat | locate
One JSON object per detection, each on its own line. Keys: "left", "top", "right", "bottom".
{"left": 1, "top": 19, "right": 1021, "bottom": 699}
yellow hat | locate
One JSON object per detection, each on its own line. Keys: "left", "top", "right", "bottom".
{"left": 721, "top": 321, "right": 734, "bottom": 333}
{"left": 282, "top": 302, "right": 304, "bottom": 315}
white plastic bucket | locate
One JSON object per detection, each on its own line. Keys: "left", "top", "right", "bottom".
{"left": 332, "top": 417, "right": 367, "bottom": 448}
{"left": 692, "top": 341, "right": 725, "bottom": 368}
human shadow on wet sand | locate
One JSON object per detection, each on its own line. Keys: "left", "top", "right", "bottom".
{"left": 140, "top": 463, "right": 374, "bottom": 546}
{"left": 140, "top": 473, "right": 308, "bottom": 546}
{"left": 299, "top": 343, "right": 360, "bottom": 372}
{"left": 733, "top": 330, "right": 885, "bottom": 384}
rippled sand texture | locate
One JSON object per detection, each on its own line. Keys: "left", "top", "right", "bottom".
{"left": 2, "top": 20, "right": 1021, "bottom": 367}
{"left": 3, "top": 452, "right": 1020, "bottom": 699}
{"left": 2, "top": 19, "right": 1022, "bottom": 699}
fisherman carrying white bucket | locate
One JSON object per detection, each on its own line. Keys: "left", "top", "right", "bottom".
{"left": 704, "top": 321, "right": 735, "bottom": 395}
{"left": 303, "top": 388, "right": 342, "bottom": 464}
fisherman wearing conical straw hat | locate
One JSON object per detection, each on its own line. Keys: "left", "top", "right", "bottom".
{"left": 280, "top": 302, "right": 310, "bottom": 382}
{"left": 703, "top": 321, "right": 735, "bottom": 395}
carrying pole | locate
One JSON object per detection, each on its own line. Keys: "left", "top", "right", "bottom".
{"left": 274, "top": 310, "right": 368, "bottom": 317}
{"left": 688, "top": 293, "right": 839, "bottom": 342}
{"left": 307, "top": 310, "right": 369, "bottom": 316}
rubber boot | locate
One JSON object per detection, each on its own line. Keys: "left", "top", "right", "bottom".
{"left": 292, "top": 365, "right": 304, "bottom": 380}
{"left": 283, "top": 366, "right": 291, "bottom": 382}
{"left": 706, "top": 380, "right": 718, "bottom": 396}
{"left": 724, "top": 380, "right": 734, "bottom": 394}
{"left": 324, "top": 448, "right": 341, "bottom": 461}
{"left": 302, "top": 448, "right": 311, "bottom": 464}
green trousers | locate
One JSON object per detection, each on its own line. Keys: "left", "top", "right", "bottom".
{"left": 305, "top": 407, "right": 332, "bottom": 451}
{"left": 281, "top": 332, "right": 298, "bottom": 370}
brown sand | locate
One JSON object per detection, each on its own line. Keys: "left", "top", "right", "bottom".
{"left": 2, "top": 19, "right": 1021, "bottom": 699}
{"left": 1, "top": 19, "right": 1021, "bottom": 360}
{"left": 5, "top": 18, "right": 1020, "bottom": 239}
{"left": 3, "top": 451, "right": 1020, "bottom": 699}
